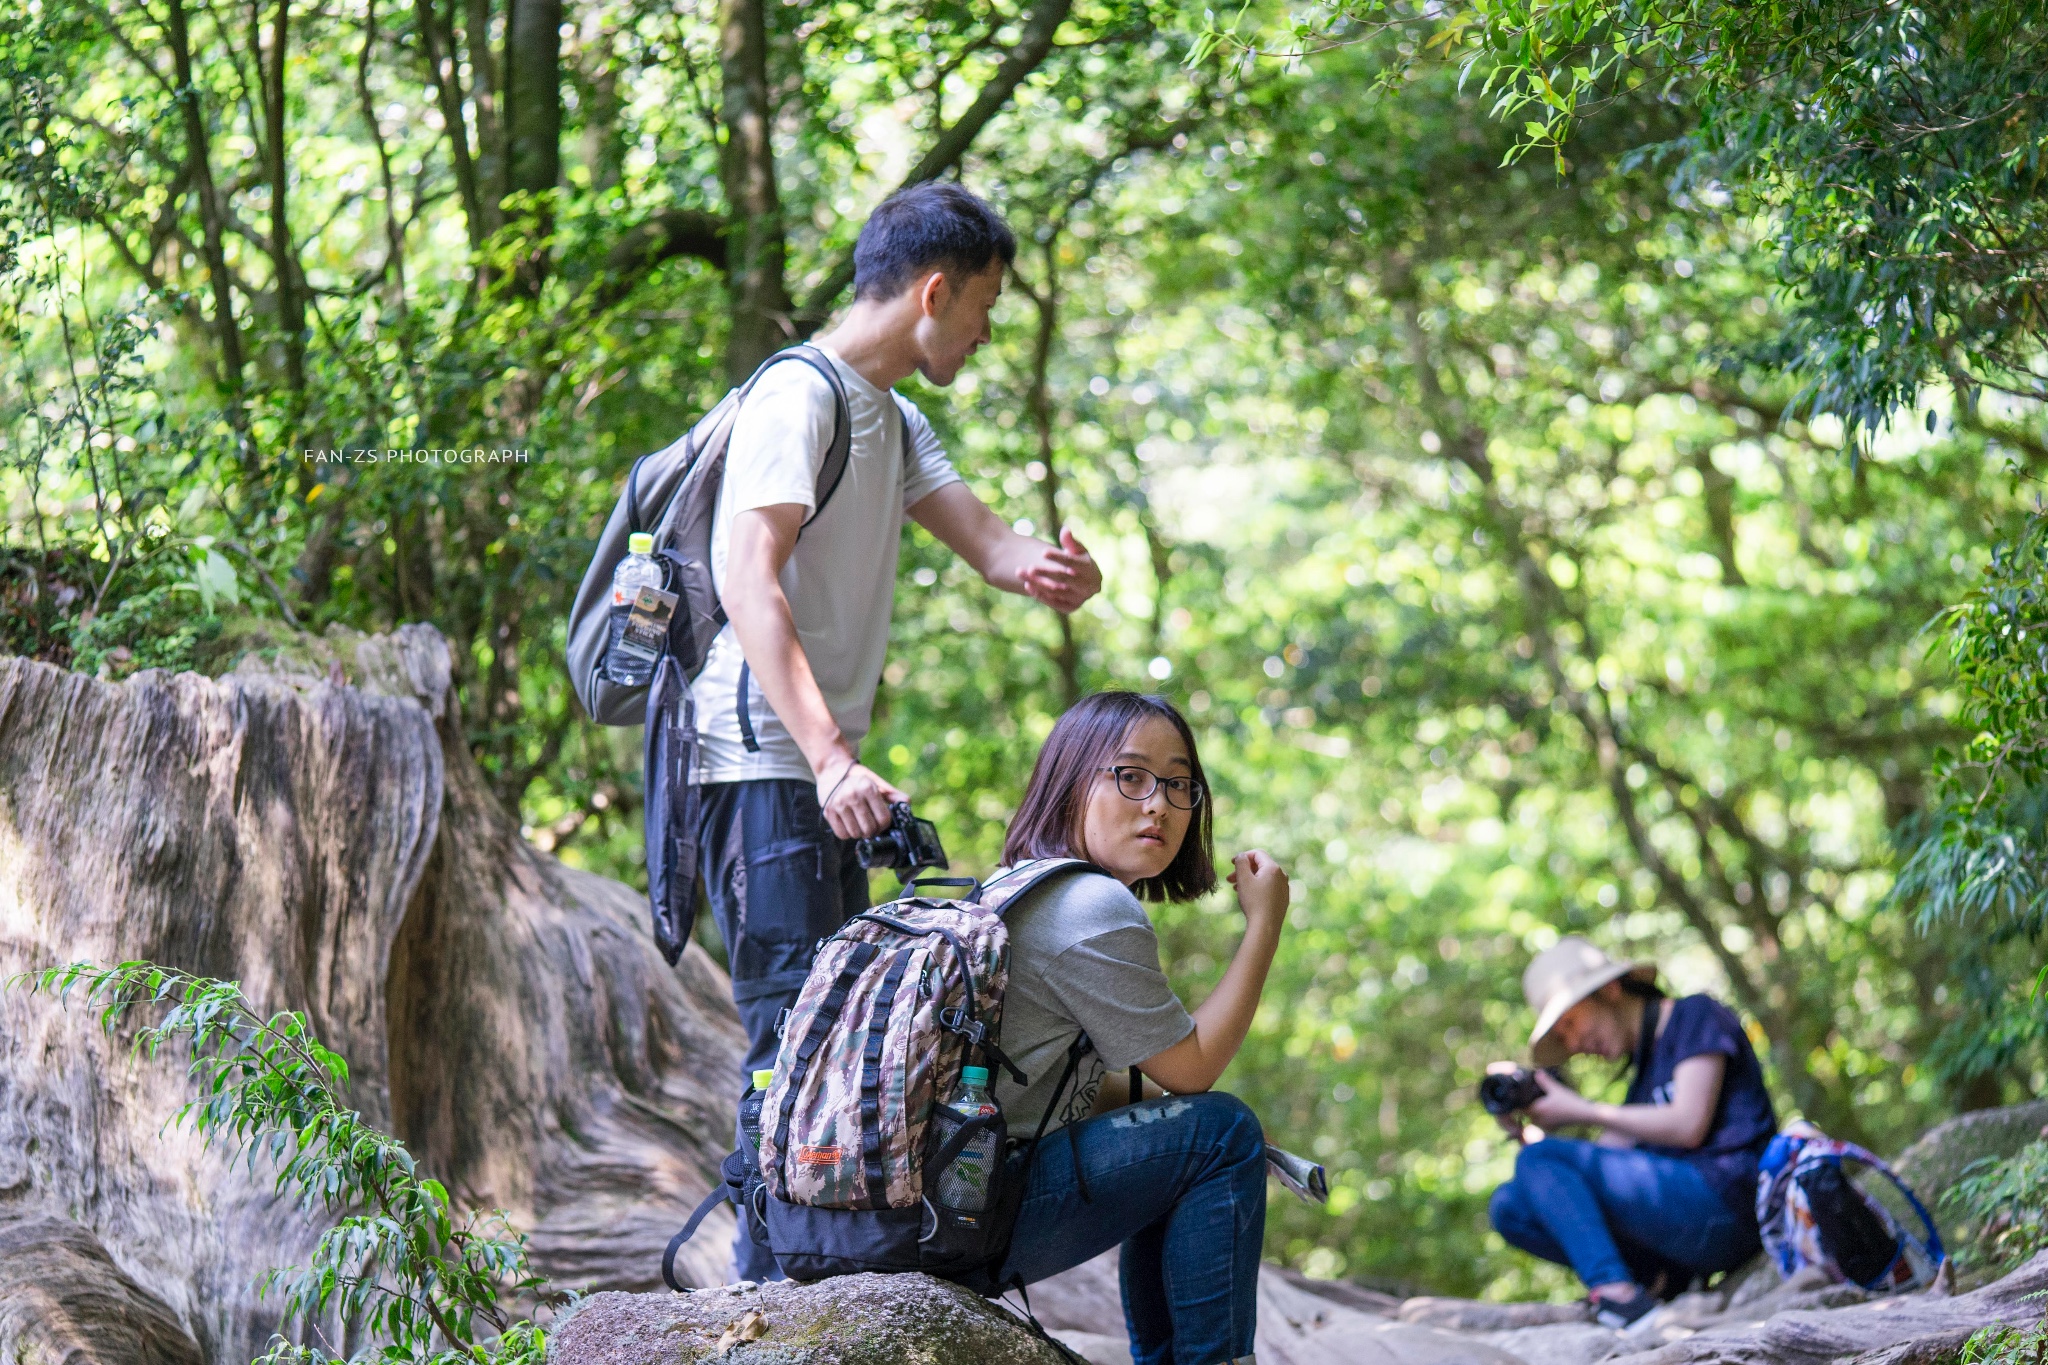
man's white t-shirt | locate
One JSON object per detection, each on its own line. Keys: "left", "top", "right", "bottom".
{"left": 693, "top": 345, "right": 962, "bottom": 784}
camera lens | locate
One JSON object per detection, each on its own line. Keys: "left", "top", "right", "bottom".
{"left": 1478, "top": 1069, "right": 1540, "bottom": 1117}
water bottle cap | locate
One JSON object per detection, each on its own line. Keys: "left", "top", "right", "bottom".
{"left": 962, "top": 1066, "right": 990, "bottom": 1087}
{"left": 752, "top": 1070, "right": 776, "bottom": 1091}
{"left": 628, "top": 532, "right": 655, "bottom": 555}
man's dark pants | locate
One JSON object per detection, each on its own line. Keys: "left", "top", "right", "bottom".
{"left": 698, "top": 778, "right": 869, "bottom": 1282}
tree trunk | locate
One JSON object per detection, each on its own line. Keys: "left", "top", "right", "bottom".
{"left": 504, "top": 0, "right": 561, "bottom": 200}
{"left": 0, "top": 626, "right": 744, "bottom": 1363}
{"left": 163, "top": 0, "right": 248, "bottom": 450}
{"left": 261, "top": 0, "right": 307, "bottom": 415}
{"left": 718, "top": 0, "right": 794, "bottom": 383}
{"left": 416, "top": 0, "right": 487, "bottom": 248}
{"left": 1022, "top": 246, "right": 1080, "bottom": 708}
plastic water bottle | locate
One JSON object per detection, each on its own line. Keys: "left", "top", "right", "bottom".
{"left": 740, "top": 1068, "right": 774, "bottom": 1165}
{"left": 606, "top": 532, "right": 664, "bottom": 685}
{"left": 933, "top": 1066, "right": 1000, "bottom": 1215}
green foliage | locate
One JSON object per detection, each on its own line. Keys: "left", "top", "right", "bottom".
{"left": 1891, "top": 515, "right": 2048, "bottom": 1090}
{"left": 1959, "top": 1320, "right": 2048, "bottom": 1365}
{"left": 1948, "top": 1139, "right": 2048, "bottom": 1275}
{"left": 16, "top": 962, "right": 556, "bottom": 1363}
{"left": 1205, "top": 0, "right": 2048, "bottom": 441}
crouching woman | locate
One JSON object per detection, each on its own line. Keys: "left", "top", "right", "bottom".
{"left": 987, "top": 691, "right": 1286, "bottom": 1365}
{"left": 1487, "top": 938, "right": 1778, "bottom": 1328}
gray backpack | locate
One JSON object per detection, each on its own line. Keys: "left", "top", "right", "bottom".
{"left": 566, "top": 345, "right": 852, "bottom": 728}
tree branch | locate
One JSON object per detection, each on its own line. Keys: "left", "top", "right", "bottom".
{"left": 594, "top": 207, "right": 727, "bottom": 297}
{"left": 793, "top": 0, "right": 1076, "bottom": 327}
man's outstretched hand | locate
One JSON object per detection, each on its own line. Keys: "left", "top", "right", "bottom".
{"left": 1017, "top": 527, "right": 1102, "bottom": 614}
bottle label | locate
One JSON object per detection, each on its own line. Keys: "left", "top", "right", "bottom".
{"left": 622, "top": 585, "right": 678, "bottom": 653}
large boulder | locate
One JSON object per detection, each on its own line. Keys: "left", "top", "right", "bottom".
{"left": 0, "top": 1216, "right": 205, "bottom": 1365}
{"left": 1890, "top": 1099, "right": 2048, "bottom": 1213}
{"left": 0, "top": 627, "right": 746, "bottom": 1364}
{"left": 547, "top": 1275, "right": 1071, "bottom": 1365}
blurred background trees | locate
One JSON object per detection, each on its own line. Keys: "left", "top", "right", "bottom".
{"left": 5, "top": 0, "right": 2045, "bottom": 1299}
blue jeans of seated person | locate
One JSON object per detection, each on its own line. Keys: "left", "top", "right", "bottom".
{"left": 698, "top": 779, "right": 870, "bottom": 1284}
{"left": 1489, "top": 1137, "right": 1760, "bottom": 1293}
{"left": 998, "top": 1091, "right": 1266, "bottom": 1365}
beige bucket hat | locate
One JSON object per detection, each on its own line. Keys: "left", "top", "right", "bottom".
{"left": 1524, "top": 935, "right": 1657, "bottom": 1066}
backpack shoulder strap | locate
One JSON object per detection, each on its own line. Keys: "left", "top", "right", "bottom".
{"left": 740, "top": 344, "right": 853, "bottom": 530}
{"left": 977, "top": 858, "right": 1111, "bottom": 916}
{"left": 626, "top": 453, "right": 648, "bottom": 532}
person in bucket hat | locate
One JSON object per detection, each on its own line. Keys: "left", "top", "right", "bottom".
{"left": 1486, "top": 936, "right": 1779, "bottom": 1330}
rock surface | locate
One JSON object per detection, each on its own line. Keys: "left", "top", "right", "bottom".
{"left": 0, "top": 628, "right": 745, "bottom": 1363}
{"left": 547, "top": 1250, "right": 2048, "bottom": 1365}
{"left": 547, "top": 1275, "right": 1072, "bottom": 1365}
{"left": 0, "top": 1216, "right": 206, "bottom": 1365}
{"left": 1400, "top": 1299, "right": 1590, "bottom": 1331}
{"left": 550, "top": 1252, "right": 1541, "bottom": 1365}
{"left": 1890, "top": 1100, "right": 2048, "bottom": 1212}
{"left": 1017, "top": 1249, "right": 1541, "bottom": 1365}
{"left": 1620, "top": 1249, "right": 2048, "bottom": 1365}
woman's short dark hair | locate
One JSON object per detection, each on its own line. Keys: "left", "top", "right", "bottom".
{"left": 1002, "top": 692, "right": 1217, "bottom": 903}
{"left": 852, "top": 181, "right": 1017, "bottom": 301}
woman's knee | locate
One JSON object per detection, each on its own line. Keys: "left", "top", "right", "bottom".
{"left": 1511, "top": 1135, "right": 1583, "bottom": 1180}
{"left": 1187, "top": 1091, "right": 1264, "bottom": 1164}
{"left": 1488, "top": 1180, "right": 1527, "bottom": 1236}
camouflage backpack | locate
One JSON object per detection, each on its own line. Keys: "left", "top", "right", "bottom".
{"left": 663, "top": 858, "right": 1105, "bottom": 1288}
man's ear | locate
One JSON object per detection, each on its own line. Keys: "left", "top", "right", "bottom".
{"left": 917, "top": 269, "right": 949, "bottom": 319}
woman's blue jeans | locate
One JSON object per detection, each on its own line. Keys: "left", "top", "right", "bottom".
{"left": 999, "top": 1091, "right": 1266, "bottom": 1365}
{"left": 1489, "top": 1137, "right": 1759, "bottom": 1292}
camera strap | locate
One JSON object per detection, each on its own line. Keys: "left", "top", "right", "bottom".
{"left": 1630, "top": 995, "right": 1660, "bottom": 1094}
{"left": 736, "top": 660, "right": 761, "bottom": 753}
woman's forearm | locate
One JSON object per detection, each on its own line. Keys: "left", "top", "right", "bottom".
{"left": 1580, "top": 1101, "right": 1708, "bottom": 1148}
{"left": 1581, "top": 1054, "right": 1725, "bottom": 1148}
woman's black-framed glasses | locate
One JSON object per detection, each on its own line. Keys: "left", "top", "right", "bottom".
{"left": 1099, "top": 765, "right": 1205, "bottom": 810}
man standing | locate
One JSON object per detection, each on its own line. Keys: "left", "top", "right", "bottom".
{"left": 697, "top": 182, "right": 1100, "bottom": 1278}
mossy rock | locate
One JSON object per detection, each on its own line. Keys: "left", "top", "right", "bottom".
{"left": 546, "top": 1274, "right": 1069, "bottom": 1365}
{"left": 1891, "top": 1100, "right": 2048, "bottom": 1211}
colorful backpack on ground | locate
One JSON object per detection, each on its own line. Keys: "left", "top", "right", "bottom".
{"left": 1756, "top": 1120, "right": 1945, "bottom": 1292}
{"left": 664, "top": 859, "right": 1106, "bottom": 1289}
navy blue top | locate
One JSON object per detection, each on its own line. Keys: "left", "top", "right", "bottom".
{"left": 1624, "top": 994, "right": 1779, "bottom": 1212}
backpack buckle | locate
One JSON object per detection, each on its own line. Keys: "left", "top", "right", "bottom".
{"left": 939, "top": 1006, "right": 986, "bottom": 1046}
{"left": 775, "top": 1007, "right": 792, "bottom": 1039}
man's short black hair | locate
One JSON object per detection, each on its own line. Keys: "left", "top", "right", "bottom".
{"left": 852, "top": 181, "right": 1016, "bottom": 302}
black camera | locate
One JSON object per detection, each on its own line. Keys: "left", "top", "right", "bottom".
{"left": 854, "top": 802, "right": 948, "bottom": 881}
{"left": 1479, "top": 1067, "right": 1557, "bottom": 1117}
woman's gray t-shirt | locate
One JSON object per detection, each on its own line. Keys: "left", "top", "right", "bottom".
{"left": 991, "top": 865, "right": 1196, "bottom": 1134}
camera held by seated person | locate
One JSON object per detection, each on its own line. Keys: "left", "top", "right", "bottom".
{"left": 1478, "top": 1066, "right": 1558, "bottom": 1118}
{"left": 1485, "top": 937, "right": 1779, "bottom": 1331}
